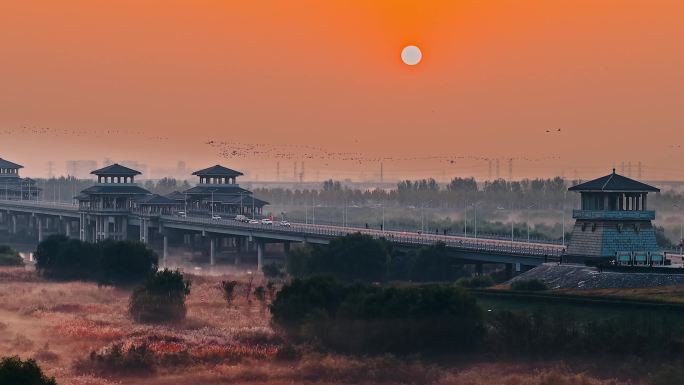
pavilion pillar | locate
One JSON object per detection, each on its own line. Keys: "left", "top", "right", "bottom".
{"left": 122, "top": 217, "right": 128, "bottom": 240}
{"left": 103, "top": 216, "right": 110, "bottom": 239}
{"left": 257, "top": 241, "right": 264, "bottom": 271}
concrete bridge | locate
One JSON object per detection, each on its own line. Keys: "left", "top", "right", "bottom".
{"left": 0, "top": 199, "right": 565, "bottom": 273}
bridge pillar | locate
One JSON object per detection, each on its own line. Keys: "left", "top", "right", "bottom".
{"left": 11, "top": 215, "right": 16, "bottom": 235}
{"left": 505, "top": 263, "right": 513, "bottom": 280}
{"left": 284, "top": 241, "right": 291, "bottom": 255}
{"left": 37, "top": 217, "right": 43, "bottom": 243}
{"left": 257, "top": 241, "right": 264, "bottom": 272}
{"left": 209, "top": 237, "right": 215, "bottom": 265}
{"left": 163, "top": 235, "right": 168, "bottom": 266}
{"left": 65, "top": 220, "right": 71, "bottom": 238}
{"left": 475, "top": 262, "right": 483, "bottom": 276}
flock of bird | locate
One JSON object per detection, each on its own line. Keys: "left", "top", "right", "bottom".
{"left": 0, "top": 125, "right": 170, "bottom": 141}
{"left": 204, "top": 139, "right": 562, "bottom": 167}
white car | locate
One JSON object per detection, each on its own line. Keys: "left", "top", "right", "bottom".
{"left": 278, "top": 220, "right": 291, "bottom": 227}
{"left": 248, "top": 219, "right": 259, "bottom": 224}
{"left": 234, "top": 214, "right": 249, "bottom": 222}
{"left": 176, "top": 211, "right": 187, "bottom": 218}
{"left": 261, "top": 218, "right": 274, "bottom": 225}
{"left": 211, "top": 214, "right": 222, "bottom": 220}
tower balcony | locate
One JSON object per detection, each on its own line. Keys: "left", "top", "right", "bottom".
{"left": 572, "top": 209, "right": 655, "bottom": 221}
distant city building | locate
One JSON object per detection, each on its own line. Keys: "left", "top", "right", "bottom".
{"left": 566, "top": 169, "right": 663, "bottom": 265}
{"left": 65, "top": 160, "right": 98, "bottom": 179}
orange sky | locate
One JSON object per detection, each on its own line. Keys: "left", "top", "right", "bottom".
{"left": 1, "top": 0, "right": 683, "bottom": 181}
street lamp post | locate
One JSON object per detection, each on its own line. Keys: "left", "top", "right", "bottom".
{"left": 675, "top": 203, "right": 683, "bottom": 259}
{"left": 562, "top": 191, "right": 567, "bottom": 246}
{"left": 526, "top": 203, "right": 536, "bottom": 243}
{"left": 464, "top": 200, "right": 468, "bottom": 237}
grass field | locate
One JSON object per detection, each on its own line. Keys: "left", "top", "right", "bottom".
{"left": 0, "top": 266, "right": 655, "bottom": 384}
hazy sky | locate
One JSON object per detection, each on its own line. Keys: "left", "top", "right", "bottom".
{"left": 1, "top": 1, "right": 683, "bottom": 181}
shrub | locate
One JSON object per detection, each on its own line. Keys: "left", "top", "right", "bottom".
{"left": 220, "top": 280, "right": 238, "bottom": 304}
{"left": 649, "top": 364, "right": 684, "bottom": 385}
{"left": 262, "top": 262, "right": 285, "bottom": 278}
{"left": 0, "top": 356, "right": 57, "bottom": 385}
{"left": 511, "top": 279, "right": 548, "bottom": 291}
{"left": 0, "top": 245, "right": 23, "bottom": 266}
{"left": 455, "top": 275, "right": 495, "bottom": 288}
{"left": 271, "top": 277, "right": 484, "bottom": 354}
{"left": 76, "top": 342, "right": 156, "bottom": 376}
{"left": 129, "top": 269, "right": 191, "bottom": 324}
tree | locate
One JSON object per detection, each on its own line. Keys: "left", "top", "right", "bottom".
{"left": 99, "top": 240, "right": 158, "bottom": 284}
{"left": 308, "top": 233, "right": 389, "bottom": 283}
{"left": 0, "top": 356, "right": 57, "bottom": 385}
{"left": 129, "top": 269, "right": 191, "bottom": 323}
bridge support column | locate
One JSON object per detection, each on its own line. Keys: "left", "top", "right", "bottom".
{"left": 257, "top": 241, "right": 264, "bottom": 272}
{"left": 505, "top": 263, "right": 513, "bottom": 280}
{"left": 209, "top": 237, "right": 215, "bottom": 266}
{"left": 65, "top": 220, "right": 71, "bottom": 238}
{"left": 283, "top": 241, "right": 291, "bottom": 255}
{"left": 475, "top": 262, "right": 483, "bottom": 276}
{"left": 163, "top": 235, "right": 168, "bottom": 265}
{"left": 37, "top": 217, "right": 43, "bottom": 243}
{"left": 11, "top": 215, "right": 16, "bottom": 235}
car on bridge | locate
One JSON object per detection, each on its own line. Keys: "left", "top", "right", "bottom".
{"left": 248, "top": 219, "right": 259, "bottom": 224}
{"left": 278, "top": 220, "right": 291, "bottom": 227}
{"left": 234, "top": 214, "right": 249, "bottom": 222}
{"left": 211, "top": 214, "right": 222, "bottom": 220}
{"left": 176, "top": 211, "right": 187, "bottom": 218}
{"left": 261, "top": 218, "right": 273, "bottom": 225}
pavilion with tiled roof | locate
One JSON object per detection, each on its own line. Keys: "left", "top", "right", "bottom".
{"left": 182, "top": 164, "right": 267, "bottom": 217}
{"left": 0, "top": 157, "right": 40, "bottom": 200}
{"left": 566, "top": 169, "right": 663, "bottom": 265}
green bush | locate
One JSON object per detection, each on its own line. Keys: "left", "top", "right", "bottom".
{"left": 487, "top": 309, "right": 684, "bottom": 357}
{"left": 271, "top": 277, "right": 484, "bottom": 354}
{"left": 34, "top": 235, "right": 157, "bottom": 284}
{"left": 455, "top": 275, "right": 495, "bottom": 288}
{"left": 0, "top": 245, "right": 23, "bottom": 266}
{"left": 511, "top": 279, "right": 548, "bottom": 291}
{"left": 0, "top": 356, "right": 57, "bottom": 385}
{"left": 129, "top": 269, "right": 191, "bottom": 324}
{"left": 286, "top": 233, "right": 389, "bottom": 282}
{"left": 262, "top": 262, "right": 285, "bottom": 278}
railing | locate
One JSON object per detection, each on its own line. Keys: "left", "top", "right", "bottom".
{"left": 160, "top": 215, "right": 564, "bottom": 258}
{"left": 572, "top": 210, "right": 655, "bottom": 220}
{"left": 0, "top": 199, "right": 563, "bottom": 258}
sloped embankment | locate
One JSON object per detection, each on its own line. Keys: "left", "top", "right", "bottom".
{"left": 508, "top": 263, "right": 684, "bottom": 289}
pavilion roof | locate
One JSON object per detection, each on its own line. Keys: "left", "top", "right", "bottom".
{"left": 165, "top": 191, "right": 186, "bottom": 201}
{"left": 136, "top": 194, "right": 178, "bottom": 205}
{"left": 91, "top": 163, "right": 141, "bottom": 176}
{"left": 0, "top": 158, "right": 23, "bottom": 169}
{"left": 569, "top": 170, "right": 659, "bottom": 192}
{"left": 192, "top": 165, "right": 244, "bottom": 177}
{"left": 183, "top": 185, "right": 251, "bottom": 195}
{"left": 80, "top": 184, "right": 151, "bottom": 195}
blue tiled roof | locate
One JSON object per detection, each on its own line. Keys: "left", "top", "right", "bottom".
{"left": 569, "top": 170, "right": 659, "bottom": 192}
{"left": 91, "top": 163, "right": 141, "bottom": 176}
{"left": 192, "top": 165, "right": 243, "bottom": 177}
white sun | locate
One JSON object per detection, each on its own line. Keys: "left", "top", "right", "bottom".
{"left": 401, "top": 45, "right": 422, "bottom": 65}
